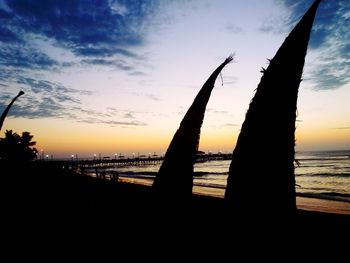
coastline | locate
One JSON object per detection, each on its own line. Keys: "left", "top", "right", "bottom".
{"left": 3, "top": 162, "right": 350, "bottom": 243}
{"left": 297, "top": 196, "right": 350, "bottom": 215}
{"left": 119, "top": 176, "right": 350, "bottom": 215}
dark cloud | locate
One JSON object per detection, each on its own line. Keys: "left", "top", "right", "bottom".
{"left": 1, "top": 0, "right": 159, "bottom": 57}
{"left": 75, "top": 46, "right": 139, "bottom": 58}
{"left": 81, "top": 58, "right": 136, "bottom": 72}
{"left": 0, "top": 79, "right": 148, "bottom": 127}
{"left": 128, "top": 71, "right": 146, "bottom": 76}
{"left": 75, "top": 109, "right": 147, "bottom": 126}
{"left": 109, "top": 120, "right": 146, "bottom": 126}
{"left": 276, "top": 0, "right": 350, "bottom": 90}
{"left": 0, "top": 0, "right": 159, "bottom": 84}
{"left": 0, "top": 44, "right": 58, "bottom": 70}
{"left": 0, "top": 25, "right": 19, "bottom": 42}
{"left": 16, "top": 77, "right": 92, "bottom": 97}
{"left": 80, "top": 118, "right": 146, "bottom": 127}
{"left": 106, "top": 107, "right": 154, "bottom": 120}
{"left": 81, "top": 58, "right": 147, "bottom": 75}
{"left": 282, "top": 0, "right": 349, "bottom": 48}
{"left": 0, "top": 77, "right": 92, "bottom": 119}
{"left": 0, "top": 0, "right": 160, "bottom": 125}
{"left": 310, "top": 65, "right": 350, "bottom": 90}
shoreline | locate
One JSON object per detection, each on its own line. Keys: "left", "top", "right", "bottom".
{"left": 119, "top": 176, "right": 350, "bottom": 215}
{"left": 3, "top": 162, "right": 350, "bottom": 241}
{"left": 297, "top": 196, "right": 350, "bottom": 215}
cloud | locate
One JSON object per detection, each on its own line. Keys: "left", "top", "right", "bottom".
{"left": 75, "top": 108, "right": 147, "bottom": 127}
{"left": 206, "top": 108, "right": 232, "bottom": 116}
{"left": 279, "top": 0, "right": 350, "bottom": 90}
{"left": 331, "top": 126, "right": 350, "bottom": 130}
{"left": 79, "top": 58, "right": 146, "bottom": 74}
{"left": 0, "top": 44, "right": 58, "bottom": 70}
{"left": 1, "top": 0, "right": 159, "bottom": 56}
{"left": 258, "top": 16, "right": 290, "bottom": 34}
{"left": 225, "top": 23, "right": 243, "bottom": 34}
{"left": 145, "top": 93, "right": 161, "bottom": 101}
{"left": 79, "top": 118, "right": 146, "bottom": 127}
{"left": 0, "top": 0, "right": 160, "bottom": 74}
{"left": 223, "top": 123, "right": 239, "bottom": 127}
{"left": 0, "top": 24, "right": 20, "bottom": 42}
{"left": 75, "top": 46, "right": 139, "bottom": 58}
{"left": 282, "top": 0, "right": 349, "bottom": 48}
{"left": 106, "top": 107, "right": 119, "bottom": 115}
{"left": 123, "top": 112, "right": 135, "bottom": 119}
{"left": 0, "top": 0, "right": 160, "bottom": 126}
{"left": 131, "top": 91, "right": 161, "bottom": 101}
{"left": 109, "top": 1, "right": 129, "bottom": 16}
{"left": 0, "top": 77, "right": 92, "bottom": 119}
{"left": 0, "top": 80, "right": 148, "bottom": 127}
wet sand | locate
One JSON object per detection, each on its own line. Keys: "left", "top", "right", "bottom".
{"left": 119, "top": 176, "right": 350, "bottom": 215}
{"left": 3, "top": 161, "right": 350, "bottom": 243}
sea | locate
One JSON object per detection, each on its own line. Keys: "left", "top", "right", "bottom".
{"left": 87, "top": 150, "right": 350, "bottom": 205}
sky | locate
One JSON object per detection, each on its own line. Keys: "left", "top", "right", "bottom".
{"left": 0, "top": 0, "right": 349, "bottom": 159}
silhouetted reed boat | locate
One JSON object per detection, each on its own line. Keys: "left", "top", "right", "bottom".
{"left": 225, "top": 0, "right": 322, "bottom": 221}
{"left": 153, "top": 55, "right": 233, "bottom": 200}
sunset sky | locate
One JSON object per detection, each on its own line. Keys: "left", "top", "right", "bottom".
{"left": 0, "top": 0, "right": 349, "bottom": 159}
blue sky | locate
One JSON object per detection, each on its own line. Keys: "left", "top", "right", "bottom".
{"left": 0, "top": 0, "right": 349, "bottom": 157}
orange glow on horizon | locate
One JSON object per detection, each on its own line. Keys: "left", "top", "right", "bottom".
{"left": 3, "top": 115, "right": 349, "bottom": 159}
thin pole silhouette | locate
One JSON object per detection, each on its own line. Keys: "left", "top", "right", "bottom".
{"left": 225, "top": 0, "right": 322, "bottom": 218}
{"left": 153, "top": 55, "right": 233, "bottom": 200}
{"left": 0, "top": 91, "right": 24, "bottom": 131}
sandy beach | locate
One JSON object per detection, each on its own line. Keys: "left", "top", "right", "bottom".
{"left": 2, "top": 161, "right": 349, "bottom": 243}
{"left": 119, "top": 176, "right": 350, "bottom": 215}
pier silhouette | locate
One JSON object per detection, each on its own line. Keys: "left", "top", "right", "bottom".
{"left": 58, "top": 152, "right": 233, "bottom": 171}
{"left": 46, "top": 152, "right": 232, "bottom": 180}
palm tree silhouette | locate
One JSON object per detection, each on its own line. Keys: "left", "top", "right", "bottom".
{"left": 0, "top": 130, "right": 38, "bottom": 161}
{"left": 225, "top": 0, "right": 322, "bottom": 218}
{"left": 0, "top": 91, "right": 24, "bottom": 131}
{"left": 153, "top": 55, "right": 233, "bottom": 200}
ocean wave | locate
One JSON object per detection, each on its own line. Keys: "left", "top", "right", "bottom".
{"left": 296, "top": 173, "right": 350, "bottom": 178}
{"left": 297, "top": 156, "right": 350, "bottom": 161}
{"left": 296, "top": 164, "right": 341, "bottom": 168}
{"left": 120, "top": 171, "right": 157, "bottom": 177}
{"left": 194, "top": 171, "right": 228, "bottom": 176}
{"left": 119, "top": 171, "right": 229, "bottom": 177}
{"left": 297, "top": 192, "right": 350, "bottom": 203}
{"left": 193, "top": 182, "right": 226, "bottom": 189}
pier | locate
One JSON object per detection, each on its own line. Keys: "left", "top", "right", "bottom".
{"left": 49, "top": 153, "right": 233, "bottom": 170}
